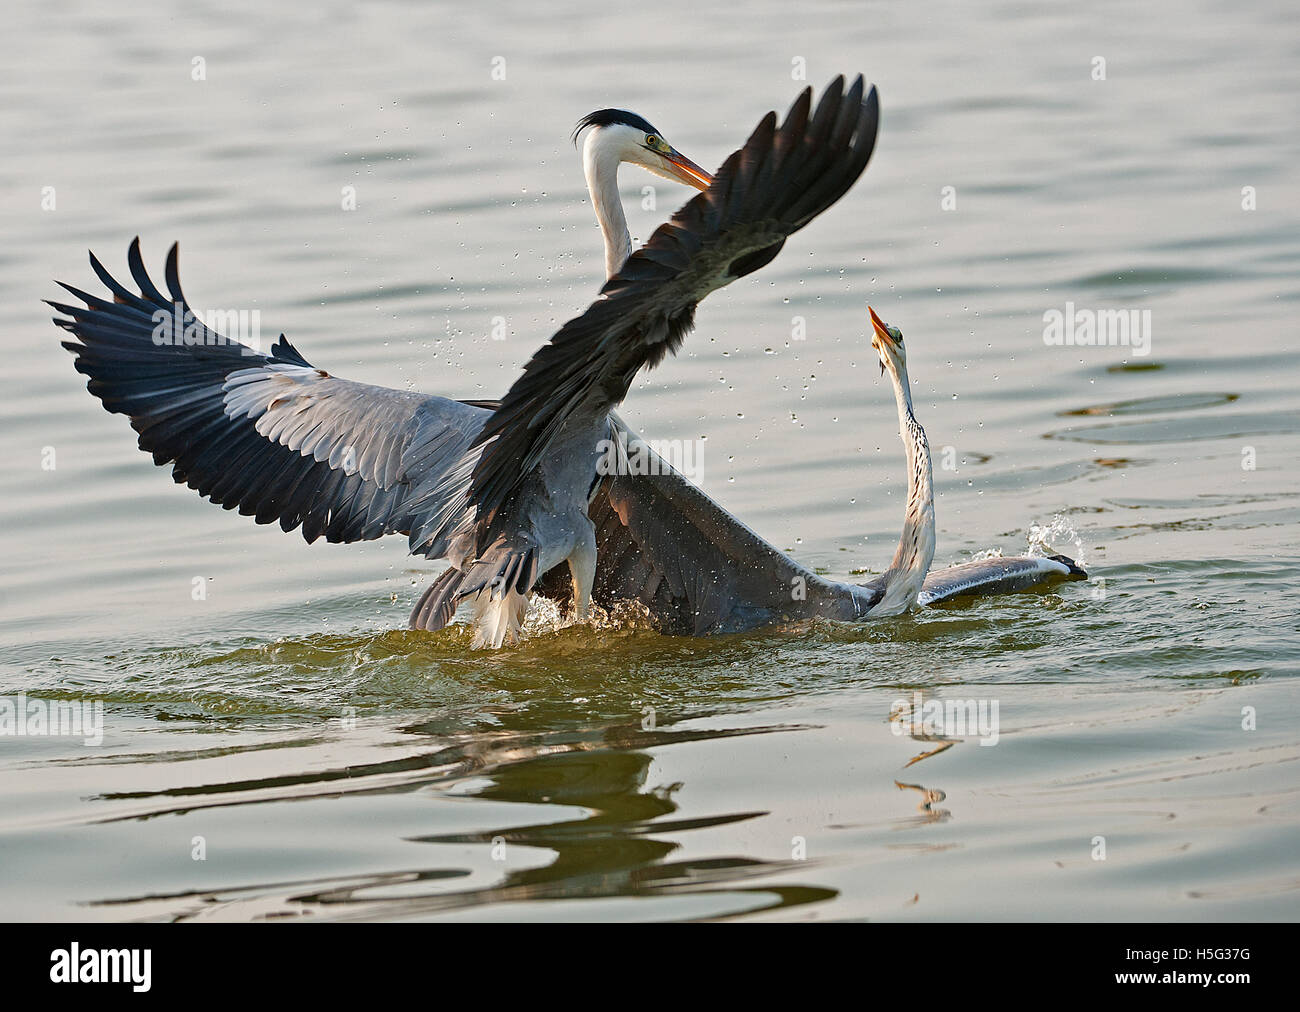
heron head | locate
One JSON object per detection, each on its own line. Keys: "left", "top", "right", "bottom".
{"left": 868, "top": 306, "right": 906, "bottom": 377}
{"left": 573, "top": 109, "right": 712, "bottom": 190}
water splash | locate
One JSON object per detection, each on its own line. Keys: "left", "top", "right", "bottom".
{"left": 519, "top": 595, "right": 659, "bottom": 641}
{"left": 521, "top": 594, "right": 573, "bottom": 636}
{"left": 1025, "top": 512, "right": 1088, "bottom": 566}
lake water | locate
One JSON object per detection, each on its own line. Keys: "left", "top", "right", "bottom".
{"left": 2, "top": 0, "right": 1298, "bottom": 921}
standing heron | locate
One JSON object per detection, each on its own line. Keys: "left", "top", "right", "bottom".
{"left": 50, "top": 76, "right": 881, "bottom": 647}
{"left": 532, "top": 306, "right": 1087, "bottom": 633}
{"left": 449, "top": 75, "right": 879, "bottom": 644}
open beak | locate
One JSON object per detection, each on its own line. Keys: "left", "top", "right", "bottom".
{"left": 663, "top": 148, "right": 713, "bottom": 190}
{"left": 868, "top": 305, "right": 893, "bottom": 375}
{"left": 868, "top": 306, "right": 895, "bottom": 348}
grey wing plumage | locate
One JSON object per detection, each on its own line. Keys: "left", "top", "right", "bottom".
{"left": 468, "top": 75, "right": 880, "bottom": 521}
{"left": 918, "top": 554, "right": 1088, "bottom": 606}
{"left": 50, "top": 239, "right": 488, "bottom": 557}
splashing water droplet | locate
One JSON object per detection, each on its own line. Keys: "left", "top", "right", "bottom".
{"left": 1026, "top": 512, "right": 1087, "bottom": 566}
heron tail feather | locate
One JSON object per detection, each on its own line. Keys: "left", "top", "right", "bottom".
{"left": 469, "top": 586, "right": 530, "bottom": 650}
{"left": 409, "top": 545, "right": 538, "bottom": 646}
{"left": 409, "top": 566, "right": 469, "bottom": 632}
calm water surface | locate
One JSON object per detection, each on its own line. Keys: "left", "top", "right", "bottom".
{"left": 2, "top": 0, "right": 1298, "bottom": 920}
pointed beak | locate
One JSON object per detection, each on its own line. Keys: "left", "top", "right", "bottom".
{"left": 868, "top": 306, "right": 895, "bottom": 348}
{"left": 663, "top": 148, "right": 713, "bottom": 190}
{"left": 868, "top": 305, "right": 893, "bottom": 376}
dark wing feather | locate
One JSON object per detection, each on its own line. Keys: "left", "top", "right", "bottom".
{"left": 579, "top": 416, "right": 825, "bottom": 635}
{"left": 51, "top": 239, "right": 488, "bottom": 557}
{"left": 468, "top": 76, "right": 880, "bottom": 520}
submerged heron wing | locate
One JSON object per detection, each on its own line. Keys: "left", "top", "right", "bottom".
{"left": 537, "top": 415, "right": 826, "bottom": 635}
{"left": 918, "top": 555, "right": 1088, "bottom": 606}
{"left": 468, "top": 75, "right": 880, "bottom": 520}
{"left": 50, "top": 239, "right": 488, "bottom": 556}
{"left": 563, "top": 440, "right": 1086, "bottom": 627}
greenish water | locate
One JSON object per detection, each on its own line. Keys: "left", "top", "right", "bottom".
{"left": 2, "top": 0, "right": 1298, "bottom": 920}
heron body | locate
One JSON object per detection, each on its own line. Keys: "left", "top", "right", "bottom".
{"left": 50, "top": 75, "right": 1084, "bottom": 650}
{"left": 436, "top": 76, "right": 881, "bottom": 645}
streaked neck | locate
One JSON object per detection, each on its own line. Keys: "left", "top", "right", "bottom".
{"left": 873, "top": 363, "right": 936, "bottom": 615}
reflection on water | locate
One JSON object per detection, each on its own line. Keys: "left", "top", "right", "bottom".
{"left": 892, "top": 781, "right": 950, "bottom": 826}
{"left": 84, "top": 715, "right": 837, "bottom": 922}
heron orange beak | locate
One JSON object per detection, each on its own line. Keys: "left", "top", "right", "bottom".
{"left": 868, "top": 305, "right": 897, "bottom": 376}
{"left": 664, "top": 148, "right": 713, "bottom": 190}
{"left": 868, "top": 306, "right": 896, "bottom": 348}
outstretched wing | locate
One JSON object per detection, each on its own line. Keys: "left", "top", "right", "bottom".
{"left": 469, "top": 75, "right": 880, "bottom": 520}
{"left": 50, "top": 239, "right": 487, "bottom": 557}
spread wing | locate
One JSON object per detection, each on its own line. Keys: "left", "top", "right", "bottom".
{"left": 468, "top": 75, "right": 880, "bottom": 520}
{"left": 50, "top": 239, "right": 487, "bottom": 557}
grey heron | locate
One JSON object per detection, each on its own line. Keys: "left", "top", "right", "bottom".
{"left": 50, "top": 76, "right": 883, "bottom": 647}
{"left": 530, "top": 306, "right": 1087, "bottom": 633}
{"left": 446, "top": 76, "right": 880, "bottom": 644}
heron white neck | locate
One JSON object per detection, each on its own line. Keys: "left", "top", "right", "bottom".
{"left": 872, "top": 359, "right": 936, "bottom": 615}
{"left": 583, "top": 131, "right": 633, "bottom": 280}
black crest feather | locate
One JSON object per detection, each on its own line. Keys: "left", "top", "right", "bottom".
{"left": 571, "top": 108, "right": 659, "bottom": 145}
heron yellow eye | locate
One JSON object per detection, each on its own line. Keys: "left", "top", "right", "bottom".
{"left": 646, "top": 134, "right": 661, "bottom": 149}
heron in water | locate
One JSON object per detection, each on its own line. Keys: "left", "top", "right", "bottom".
{"left": 452, "top": 77, "right": 881, "bottom": 644}
{"left": 534, "top": 305, "right": 1087, "bottom": 632}
{"left": 50, "top": 76, "right": 882, "bottom": 647}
